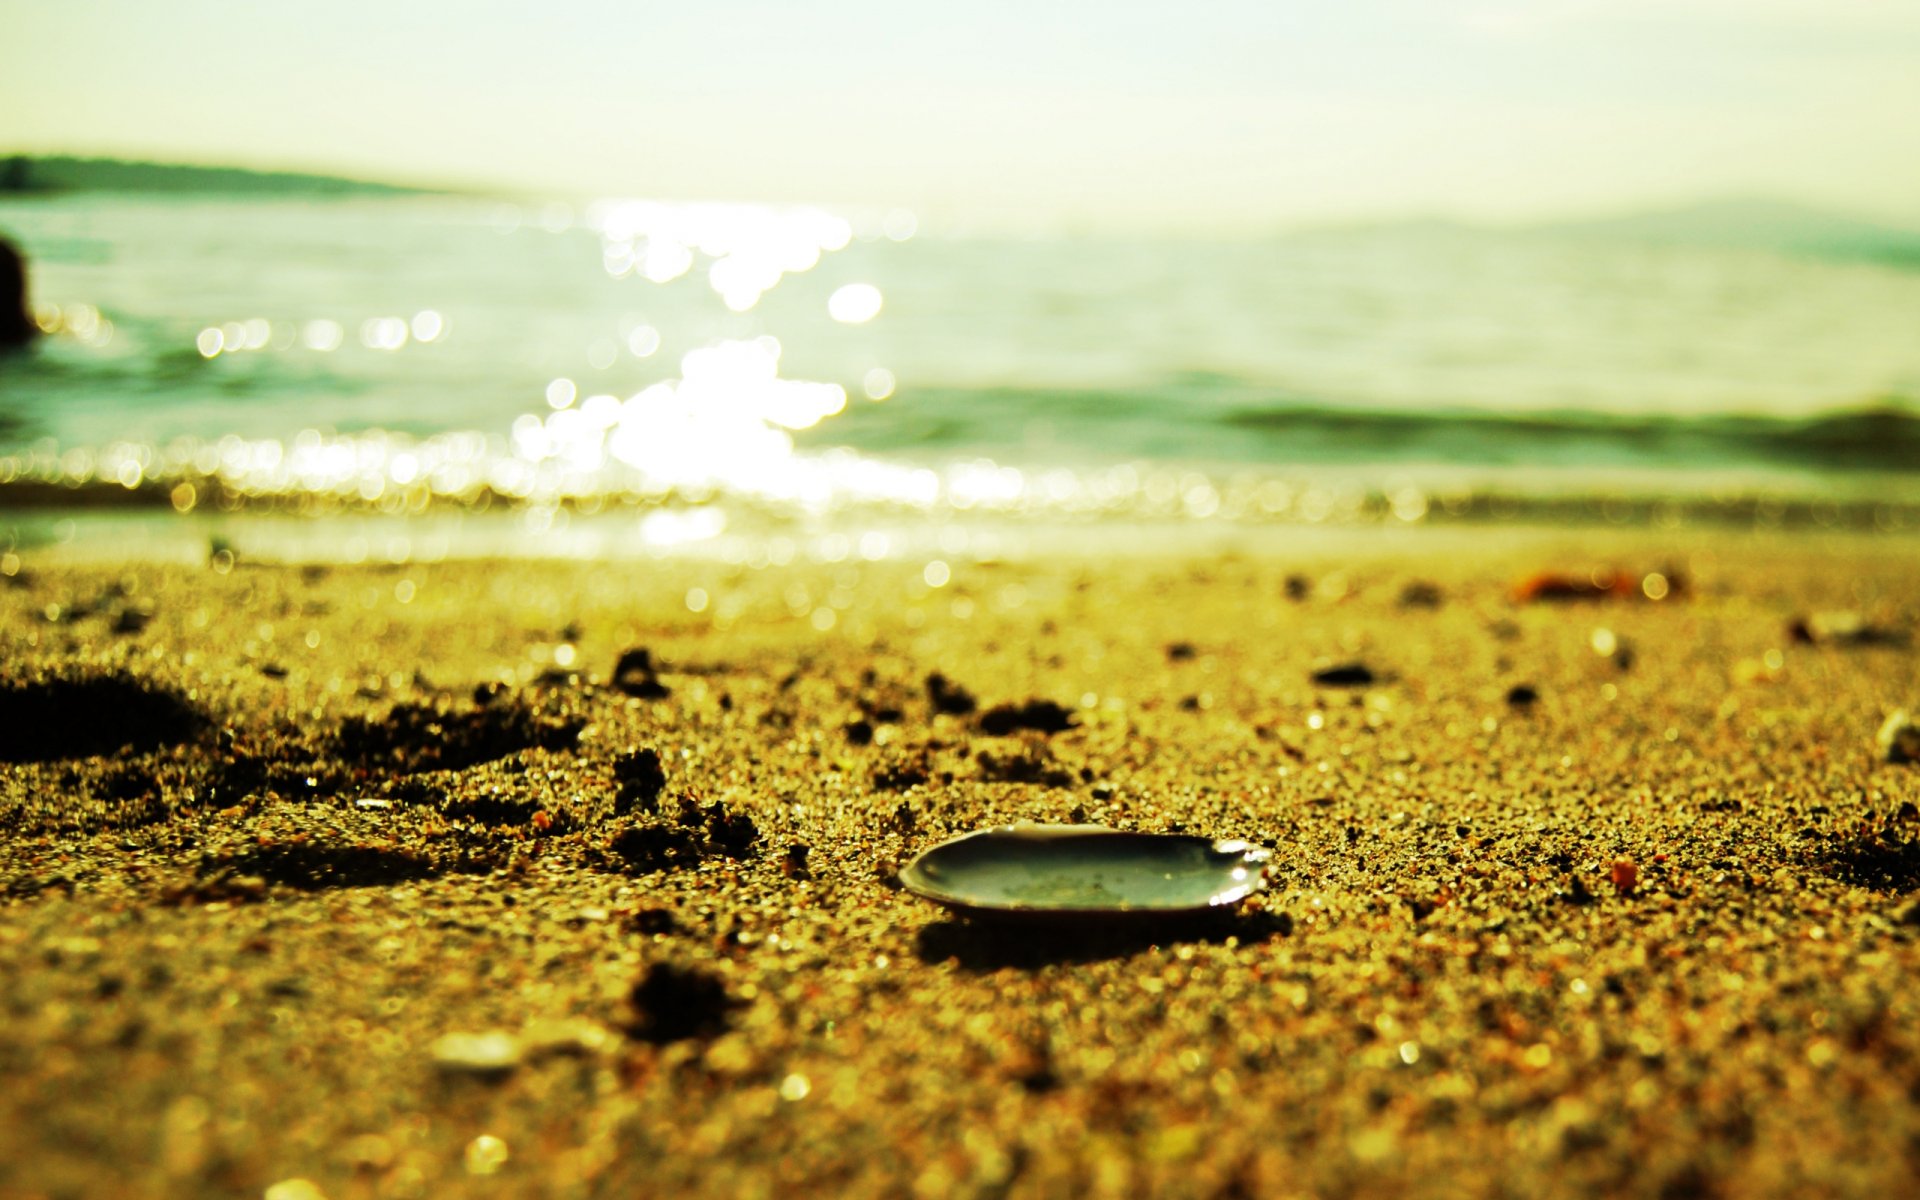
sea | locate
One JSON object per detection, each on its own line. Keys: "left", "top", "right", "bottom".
{"left": 3, "top": 191, "right": 1919, "bottom": 559}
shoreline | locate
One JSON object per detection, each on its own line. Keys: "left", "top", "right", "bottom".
{"left": 3, "top": 525, "right": 1918, "bottom": 1197}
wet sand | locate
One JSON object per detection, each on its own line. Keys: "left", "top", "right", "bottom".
{"left": 2, "top": 525, "right": 1917, "bottom": 1199}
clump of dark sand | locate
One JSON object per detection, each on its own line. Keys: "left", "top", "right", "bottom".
{"left": 925, "top": 671, "right": 977, "bottom": 715}
{"left": 612, "top": 747, "right": 669, "bottom": 813}
{"left": 628, "top": 962, "right": 736, "bottom": 1043}
{"left": 978, "top": 699, "right": 1075, "bottom": 735}
{"left": 0, "top": 673, "right": 207, "bottom": 763}
{"left": 334, "top": 698, "right": 581, "bottom": 773}
{"left": 606, "top": 795, "right": 760, "bottom": 872}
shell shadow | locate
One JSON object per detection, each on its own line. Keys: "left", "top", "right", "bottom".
{"left": 914, "top": 908, "right": 1292, "bottom": 971}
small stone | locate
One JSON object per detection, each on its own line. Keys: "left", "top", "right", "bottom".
{"left": 1506, "top": 684, "right": 1539, "bottom": 708}
{"left": 429, "top": 1030, "right": 522, "bottom": 1075}
{"left": 1878, "top": 710, "right": 1920, "bottom": 764}
{"left": 464, "top": 1134, "right": 510, "bottom": 1176}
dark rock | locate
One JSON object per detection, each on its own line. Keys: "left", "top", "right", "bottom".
{"left": 1166, "top": 642, "right": 1197, "bottom": 661}
{"left": 1284, "top": 574, "right": 1311, "bottom": 601}
{"left": 1506, "top": 684, "right": 1540, "bottom": 708}
{"left": 845, "top": 718, "right": 874, "bottom": 746}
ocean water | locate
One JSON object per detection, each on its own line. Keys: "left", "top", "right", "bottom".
{"left": 3, "top": 192, "right": 1919, "bottom": 542}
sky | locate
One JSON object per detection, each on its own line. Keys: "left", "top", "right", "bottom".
{"left": 4, "top": 0, "right": 1919, "bottom": 231}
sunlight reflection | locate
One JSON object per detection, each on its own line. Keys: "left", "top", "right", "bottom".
{"left": 302, "top": 319, "right": 344, "bottom": 351}
{"left": 828, "top": 283, "right": 883, "bottom": 324}
{"left": 586, "top": 200, "right": 855, "bottom": 309}
{"left": 410, "top": 310, "right": 446, "bottom": 342}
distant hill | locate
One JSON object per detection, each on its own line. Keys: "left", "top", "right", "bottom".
{"left": 1301, "top": 197, "right": 1920, "bottom": 269}
{"left": 1530, "top": 197, "right": 1920, "bottom": 263}
{"left": 0, "top": 155, "right": 428, "bottom": 197}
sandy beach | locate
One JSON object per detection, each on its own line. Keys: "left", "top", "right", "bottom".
{"left": 2, "top": 523, "right": 1918, "bottom": 1199}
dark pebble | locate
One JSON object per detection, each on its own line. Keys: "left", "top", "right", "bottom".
{"left": 1311, "top": 663, "right": 1376, "bottom": 687}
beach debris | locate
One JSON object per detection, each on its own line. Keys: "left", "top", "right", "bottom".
{"left": 1879, "top": 710, "right": 1920, "bottom": 764}
{"left": 926, "top": 671, "right": 978, "bottom": 715}
{"left": 628, "top": 962, "right": 737, "bottom": 1043}
{"left": 1610, "top": 859, "right": 1639, "bottom": 895}
{"left": 612, "top": 747, "right": 668, "bottom": 813}
{"left": 613, "top": 647, "right": 671, "bottom": 698}
{"left": 1310, "top": 662, "right": 1376, "bottom": 687}
{"left": 430, "top": 1030, "right": 523, "bottom": 1076}
{"left": 979, "top": 699, "right": 1076, "bottom": 735}
{"left": 1506, "top": 684, "right": 1540, "bottom": 708}
{"left": 899, "top": 825, "right": 1270, "bottom": 918}
{"left": 1511, "top": 568, "right": 1680, "bottom": 604}
{"left": 1789, "top": 612, "right": 1908, "bottom": 647}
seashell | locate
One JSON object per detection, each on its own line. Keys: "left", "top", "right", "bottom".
{"left": 899, "top": 825, "right": 1270, "bottom": 918}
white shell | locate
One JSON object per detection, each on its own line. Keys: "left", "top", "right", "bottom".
{"left": 899, "top": 824, "right": 1270, "bottom": 917}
